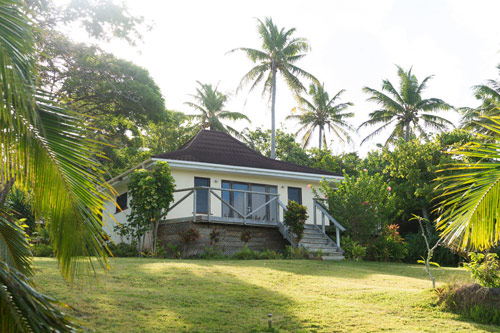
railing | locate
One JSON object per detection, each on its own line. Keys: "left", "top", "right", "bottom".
{"left": 312, "top": 198, "right": 345, "bottom": 249}
{"left": 166, "top": 186, "right": 280, "bottom": 224}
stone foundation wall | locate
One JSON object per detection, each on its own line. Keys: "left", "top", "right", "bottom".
{"left": 157, "top": 222, "right": 289, "bottom": 257}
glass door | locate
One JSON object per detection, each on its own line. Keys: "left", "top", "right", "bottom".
{"left": 250, "top": 185, "right": 266, "bottom": 221}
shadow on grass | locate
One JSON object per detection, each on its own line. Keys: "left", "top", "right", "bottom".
{"left": 47, "top": 261, "right": 303, "bottom": 332}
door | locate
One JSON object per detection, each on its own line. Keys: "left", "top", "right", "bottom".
{"left": 250, "top": 184, "right": 266, "bottom": 220}
{"left": 194, "top": 177, "right": 210, "bottom": 214}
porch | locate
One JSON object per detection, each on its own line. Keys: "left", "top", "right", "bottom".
{"left": 162, "top": 186, "right": 345, "bottom": 256}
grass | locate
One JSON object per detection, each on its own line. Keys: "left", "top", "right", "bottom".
{"left": 33, "top": 258, "right": 498, "bottom": 332}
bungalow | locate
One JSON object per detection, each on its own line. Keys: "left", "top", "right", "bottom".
{"left": 103, "top": 130, "right": 346, "bottom": 259}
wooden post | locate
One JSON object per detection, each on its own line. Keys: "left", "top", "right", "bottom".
{"left": 321, "top": 212, "right": 325, "bottom": 233}
{"left": 193, "top": 190, "right": 197, "bottom": 220}
{"left": 243, "top": 192, "right": 247, "bottom": 223}
{"left": 313, "top": 200, "right": 317, "bottom": 227}
{"left": 207, "top": 189, "right": 211, "bottom": 222}
{"left": 336, "top": 227, "right": 340, "bottom": 248}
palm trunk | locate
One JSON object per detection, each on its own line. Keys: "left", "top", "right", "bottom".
{"left": 319, "top": 126, "right": 323, "bottom": 149}
{"left": 405, "top": 122, "right": 411, "bottom": 141}
{"left": 270, "top": 65, "right": 277, "bottom": 159}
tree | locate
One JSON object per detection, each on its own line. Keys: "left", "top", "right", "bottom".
{"left": 460, "top": 65, "right": 500, "bottom": 135}
{"left": 287, "top": 82, "right": 353, "bottom": 149}
{"left": 41, "top": 40, "right": 168, "bottom": 177}
{"left": 242, "top": 127, "right": 311, "bottom": 166}
{"left": 319, "top": 170, "right": 395, "bottom": 243}
{"left": 122, "top": 162, "right": 175, "bottom": 253}
{"left": 360, "top": 66, "right": 453, "bottom": 146}
{"left": 230, "top": 17, "right": 317, "bottom": 159}
{"left": 0, "top": 0, "right": 114, "bottom": 329}
{"left": 185, "top": 81, "right": 249, "bottom": 135}
{"left": 435, "top": 117, "right": 500, "bottom": 252}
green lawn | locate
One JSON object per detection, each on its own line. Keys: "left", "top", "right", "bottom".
{"left": 33, "top": 258, "right": 498, "bottom": 332}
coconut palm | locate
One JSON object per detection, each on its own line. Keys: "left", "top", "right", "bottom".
{"left": 1, "top": 0, "right": 113, "bottom": 330}
{"left": 287, "top": 82, "right": 354, "bottom": 149}
{"left": 185, "top": 81, "right": 249, "bottom": 135}
{"left": 435, "top": 116, "right": 500, "bottom": 251}
{"left": 460, "top": 66, "right": 500, "bottom": 135}
{"left": 359, "top": 66, "right": 453, "bottom": 146}
{"left": 229, "top": 17, "right": 317, "bottom": 159}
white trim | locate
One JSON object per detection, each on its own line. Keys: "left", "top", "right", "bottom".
{"left": 152, "top": 158, "right": 343, "bottom": 182}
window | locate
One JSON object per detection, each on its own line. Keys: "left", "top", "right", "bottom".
{"left": 288, "top": 187, "right": 302, "bottom": 205}
{"left": 115, "top": 192, "right": 128, "bottom": 213}
{"left": 194, "top": 177, "right": 210, "bottom": 214}
{"left": 222, "top": 181, "right": 277, "bottom": 221}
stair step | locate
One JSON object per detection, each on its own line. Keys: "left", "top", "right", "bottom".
{"left": 322, "top": 254, "right": 344, "bottom": 261}
{"left": 300, "top": 239, "right": 331, "bottom": 245}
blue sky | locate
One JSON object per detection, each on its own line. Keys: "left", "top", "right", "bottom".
{"left": 62, "top": 0, "right": 500, "bottom": 155}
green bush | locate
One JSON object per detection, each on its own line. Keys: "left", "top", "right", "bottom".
{"left": 464, "top": 253, "right": 500, "bottom": 288}
{"left": 198, "top": 246, "right": 226, "bottom": 260}
{"left": 108, "top": 242, "right": 139, "bottom": 257}
{"left": 258, "top": 249, "right": 283, "bottom": 260}
{"left": 284, "top": 245, "right": 310, "bottom": 259}
{"left": 231, "top": 246, "right": 260, "bottom": 260}
{"left": 319, "top": 170, "right": 395, "bottom": 243}
{"left": 32, "top": 244, "right": 54, "bottom": 257}
{"left": 283, "top": 201, "right": 308, "bottom": 242}
{"left": 341, "top": 235, "right": 366, "bottom": 261}
{"left": 437, "top": 283, "right": 500, "bottom": 325}
{"left": 367, "top": 224, "right": 407, "bottom": 262}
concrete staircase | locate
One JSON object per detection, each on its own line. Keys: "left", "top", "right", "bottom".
{"left": 300, "top": 225, "right": 344, "bottom": 261}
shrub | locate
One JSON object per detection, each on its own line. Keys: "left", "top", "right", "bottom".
{"left": 240, "top": 230, "right": 252, "bottom": 244}
{"left": 319, "top": 170, "right": 395, "bottom": 243}
{"left": 258, "top": 249, "right": 283, "bottom": 260}
{"left": 179, "top": 228, "right": 200, "bottom": 244}
{"left": 198, "top": 246, "right": 226, "bottom": 259}
{"left": 464, "top": 253, "right": 500, "bottom": 288}
{"left": 108, "top": 242, "right": 139, "bottom": 257}
{"left": 367, "top": 224, "right": 407, "bottom": 262}
{"left": 436, "top": 283, "right": 500, "bottom": 325}
{"left": 284, "top": 245, "right": 310, "bottom": 259}
{"left": 283, "top": 201, "right": 308, "bottom": 242}
{"left": 167, "top": 243, "right": 181, "bottom": 259}
{"left": 341, "top": 235, "right": 366, "bottom": 261}
{"left": 32, "top": 244, "right": 54, "bottom": 257}
{"left": 231, "top": 245, "right": 260, "bottom": 260}
{"left": 209, "top": 227, "right": 221, "bottom": 246}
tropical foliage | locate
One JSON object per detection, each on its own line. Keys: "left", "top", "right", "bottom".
{"left": 287, "top": 82, "right": 354, "bottom": 149}
{"left": 460, "top": 65, "right": 500, "bottom": 135}
{"left": 230, "top": 17, "right": 316, "bottom": 158}
{"left": 360, "top": 66, "right": 453, "bottom": 146}
{"left": 435, "top": 117, "right": 500, "bottom": 251}
{"left": 319, "top": 170, "right": 395, "bottom": 243}
{"left": 118, "top": 162, "right": 175, "bottom": 252}
{"left": 185, "top": 81, "right": 249, "bottom": 135}
{"left": 0, "top": 0, "right": 115, "bottom": 330}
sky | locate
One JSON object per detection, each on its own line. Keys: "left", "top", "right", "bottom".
{"left": 62, "top": 0, "right": 500, "bottom": 156}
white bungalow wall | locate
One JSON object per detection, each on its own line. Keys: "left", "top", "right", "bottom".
{"left": 102, "top": 164, "right": 333, "bottom": 244}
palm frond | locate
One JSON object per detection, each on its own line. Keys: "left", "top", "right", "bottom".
{"left": 435, "top": 117, "right": 500, "bottom": 251}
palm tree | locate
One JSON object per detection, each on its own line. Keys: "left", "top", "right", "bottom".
{"left": 435, "top": 116, "right": 500, "bottom": 251}
{"left": 460, "top": 66, "right": 500, "bottom": 135}
{"left": 1, "top": 0, "right": 113, "bottom": 330}
{"left": 287, "top": 82, "right": 354, "bottom": 149}
{"left": 185, "top": 81, "right": 249, "bottom": 136}
{"left": 359, "top": 66, "right": 453, "bottom": 146}
{"left": 229, "top": 17, "right": 317, "bottom": 159}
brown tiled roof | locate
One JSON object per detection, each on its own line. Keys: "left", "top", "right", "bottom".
{"left": 153, "top": 130, "right": 341, "bottom": 176}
